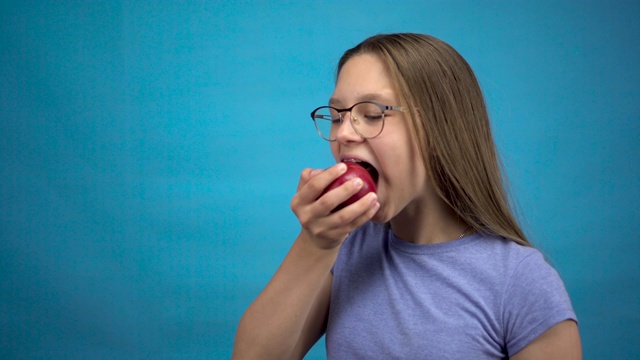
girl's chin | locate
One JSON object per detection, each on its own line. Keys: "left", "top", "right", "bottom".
{"left": 370, "top": 207, "right": 389, "bottom": 224}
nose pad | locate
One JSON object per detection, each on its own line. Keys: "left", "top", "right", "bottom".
{"left": 335, "top": 112, "right": 362, "bottom": 143}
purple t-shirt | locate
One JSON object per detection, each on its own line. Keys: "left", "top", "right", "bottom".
{"left": 326, "top": 222, "right": 576, "bottom": 359}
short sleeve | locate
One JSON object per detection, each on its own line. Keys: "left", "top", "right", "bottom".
{"left": 502, "top": 251, "right": 577, "bottom": 356}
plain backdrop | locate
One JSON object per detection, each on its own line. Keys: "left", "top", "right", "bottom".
{"left": 1, "top": 1, "right": 638, "bottom": 359}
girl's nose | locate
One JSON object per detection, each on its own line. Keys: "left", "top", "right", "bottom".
{"left": 335, "top": 112, "right": 364, "bottom": 144}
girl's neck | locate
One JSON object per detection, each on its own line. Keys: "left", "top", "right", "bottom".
{"left": 390, "top": 189, "right": 468, "bottom": 245}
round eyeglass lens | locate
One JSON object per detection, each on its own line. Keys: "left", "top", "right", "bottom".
{"left": 352, "top": 102, "right": 384, "bottom": 138}
{"left": 313, "top": 107, "right": 339, "bottom": 140}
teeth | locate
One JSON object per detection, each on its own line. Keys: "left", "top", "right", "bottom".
{"left": 343, "top": 159, "right": 378, "bottom": 183}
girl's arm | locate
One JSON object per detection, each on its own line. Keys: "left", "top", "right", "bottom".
{"left": 232, "top": 164, "right": 379, "bottom": 359}
{"left": 511, "top": 320, "right": 582, "bottom": 360}
{"left": 232, "top": 232, "right": 337, "bottom": 359}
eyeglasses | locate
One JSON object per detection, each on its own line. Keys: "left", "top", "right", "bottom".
{"left": 310, "top": 101, "right": 405, "bottom": 141}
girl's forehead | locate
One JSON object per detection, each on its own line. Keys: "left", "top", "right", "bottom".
{"left": 332, "top": 54, "right": 397, "bottom": 105}
{"left": 336, "top": 54, "right": 389, "bottom": 85}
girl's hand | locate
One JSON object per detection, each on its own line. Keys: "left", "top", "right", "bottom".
{"left": 290, "top": 163, "right": 380, "bottom": 250}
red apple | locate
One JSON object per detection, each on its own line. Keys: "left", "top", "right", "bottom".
{"left": 320, "top": 162, "right": 377, "bottom": 212}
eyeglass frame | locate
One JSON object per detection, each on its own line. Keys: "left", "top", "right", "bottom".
{"left": 310, "top": 101, "right": 405, "bottom": 141}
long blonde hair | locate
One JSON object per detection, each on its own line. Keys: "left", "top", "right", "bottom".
{"left": 337, "top": 33, "right": 530, "bottom": 247}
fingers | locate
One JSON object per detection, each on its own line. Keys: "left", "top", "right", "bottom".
{"left": 300, "top": 168, "right": 323, "bottom": 182}
{"left": 295, "top": 163, "right": 347, "bottom": 201}
{"left": 309, "top": 169, "right": 323, "bottom": 178}
{"left": 297, "top": 168, "right": 313, "bottom": 191}
{"left": 291, "top": 163, "right": 379, "bottom": 249}
{"left": 299, "top": 191, "right": 380, "bottom": 243}
{"left": 292, "top": 178, "right": 356, "bottom": 229}
{"left": 326, "top": 192, "right": 380, "bottom": 233}
{"left": 314, "top": 177, "right": 364, "bottom": 215}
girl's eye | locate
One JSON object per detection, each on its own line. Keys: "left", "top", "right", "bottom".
{"left": 364, "top": 113, "right": 383, "bottom": 121}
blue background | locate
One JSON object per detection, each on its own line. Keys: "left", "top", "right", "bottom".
{"left": 1, "top": 1, "right": 638, "bottom": 359}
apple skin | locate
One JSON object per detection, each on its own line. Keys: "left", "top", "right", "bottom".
{"left": 320, "top": 162, "right": 377, "bottom": 212}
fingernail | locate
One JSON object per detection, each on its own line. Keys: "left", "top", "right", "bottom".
{"left": 368, "top": 193, "right": 377, "bottom": 202}
{"left": 337, "top": 163, "right": 347, "bottom": 173}
{"left": 353, "top": 178, "right": 363, "bottom": 187}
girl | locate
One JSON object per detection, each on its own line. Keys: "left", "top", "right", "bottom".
{"left": 233, "top": 33, "right": 581, "bottom": 359}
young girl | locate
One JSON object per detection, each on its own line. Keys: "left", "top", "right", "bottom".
{"left": 233, "top": 33, "right": 581, "bottom": 359}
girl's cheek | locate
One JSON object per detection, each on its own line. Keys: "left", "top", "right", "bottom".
{"left": 330, "top": 143, "right": 340, "bottom": 161}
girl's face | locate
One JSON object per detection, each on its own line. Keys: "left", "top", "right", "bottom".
{"left": 330, "top": 54, "right": 429, "bottom": 223}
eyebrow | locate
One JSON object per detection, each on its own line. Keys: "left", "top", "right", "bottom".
{"left": 328, "top": 93, "right": 393, "bottom": 107}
